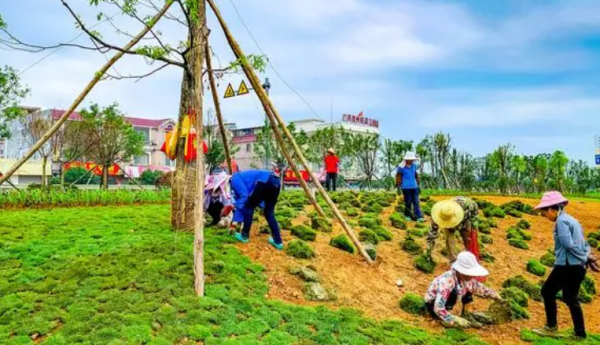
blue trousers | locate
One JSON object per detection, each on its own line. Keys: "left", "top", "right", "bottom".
{"left": 402, "top": 188, "right": 422, "bottom": 219}
{"left": 241, "top": 175, "right": 282, "bottom": 244}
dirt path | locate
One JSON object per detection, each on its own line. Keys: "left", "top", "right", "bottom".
{"left": 236, "top": 196, "right": 600, "bottom": 345}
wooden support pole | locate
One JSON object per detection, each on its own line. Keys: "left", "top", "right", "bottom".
{"left": 207, "top": 0, "right": 371, "bottom": 264}
{"left": 264, "top": 105, "right": 327, "bottom": 218}
{"left": 205, "top": 41, "right": 233, "bottom": 175}
{"left": 0, "top": 1, "right": 174, "bottom": 187}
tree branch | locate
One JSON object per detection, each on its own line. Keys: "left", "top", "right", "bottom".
{"left": 101, "top": 62, "right": 169, "bottom": 82}
{"left": 0, "top": 29, "right": 109, "bottom": 53}
{"left": 60, "top": 0, "right": 186, "bottom": 69}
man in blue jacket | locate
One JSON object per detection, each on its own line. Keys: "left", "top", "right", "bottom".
{"left": 225, "top": 169, "right": 283, "bottom": 250}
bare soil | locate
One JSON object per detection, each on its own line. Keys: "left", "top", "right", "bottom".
{"left": 236, "top": 196, "right": 600, "bottom": 345}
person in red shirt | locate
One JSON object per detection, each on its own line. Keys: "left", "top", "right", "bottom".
{"left": 324, "top": 148, "right": 340, "bottom": 192}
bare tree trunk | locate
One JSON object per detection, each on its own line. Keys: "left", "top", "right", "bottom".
{"left": 102, "top": 165, "right": 109, "bottom": 189}
{"left": 41, "top": 156, "right": 47, "bottom": 190}
{"left": 171, "top": 12, "right": 208, "bottom": 231}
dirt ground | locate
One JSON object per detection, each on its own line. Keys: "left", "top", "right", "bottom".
{"left": 236, "top": 196, "right": 600, "bottom": 345}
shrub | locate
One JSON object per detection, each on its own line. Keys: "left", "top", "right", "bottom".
{"left": 487, "top": 217, "right": 498, "bottom": 228}
{"left": 329, "top": 235, "right": 355, "bottom": 254}
{"left": 358, "top": 217, "right": 378, "bottom": 229}
{"left": 480, "top": 251, "right": 495, "bottom": 263}
{"left": 588, "top": 232, "right": 600, "bottom": 241}
{"left": 517, "top": 220, "right": 531, "bottom": 230}
{"left": 407, "top": 228, "right": 427, "bottom": 238}
{"left": 291, "top": 225, "right": 317, "bottom": 242}
{"left": 276, "top": 216, "right": 292, "bottom": 230}
{"left": 394, "top": 203, "right": 406, "bottom": 214}
{"left": 399, "top": 293, "right": 426, "bottom": 315}
{"left": 503, "top": 276, "right": 542, "bottom": 301}
{"left": 311, "top": 217, "right": 332, "bottom": 233}
{"left": 140, "top": 170, "right": 164, "bottom": 185}
{"left": 366, "top": 247, "right": 377, "bottom": 261}
{"left": 506, "top": 227, "right": 521, "bottom": 240}
{"left": 505, "top": 208, "right": 522, "bottom": 218}
{"left": 414, "top": 254, "right": 436, "bottom": 273}
{"left": 481, "top": 234, "right": 493, "bottom": 244}
{"left": 502, "top": 200, "right": 535, "bottom": 215}
{"left": 345, "top": 207, "right": 359, "bottom": 217}
{"left": 500, "top": 287, "right": 529, "bottom": 307}
{"left": 508, "top": 238, "right": 529, "bottom": 250}
{"left": 578, "top": 287, "right": 593, "bottom": 304}
{"left": 338, "top": 202, "right": 352, "bottom": 211}
{"left": 376, "top": 198, "right": 391, "bottom": 207}
{"left": 478, "top": 221, "right": 491, "bottom": 234}
{"left": 508, "top": 299, "right": 530, "bottom": 320}
{"left": 402, "top": 237, "right": 423, "bottom": 256}
{"left": 359, "top": 229, "right": 379, "bottom": 245}
{"left": 540, "top": 251, "right": 556, "bottom": 267}
{"left": 64, "top": 167, "right": 101, "bottom": 184}
{"left": 588, "top": 238, "right": 599, "bottom": 249}
{"left": 276, "top": 208, "right": 297, "bottom": 219}
{"left": 373, "top": 226, "right": 393, "bottom": 241}
{"left": 390, "top": 213, "right": 407, "bottom": 230}
{"left": 415, "top": 222, "right": 427, "bottom": 229}
{"left": 286, "top": 240, "right": 315, "bottom": 259}
{"left": 362, "top": 203, "right": 383, "bottom": 214}
{"left": 519, "top": 230, "right": 532, "bottom": 241}
{"left": 526, "top": 260, "right": 546, "bottom": 277}
{"left": 484, "top": 207, "right": 506, "bottom": 219}
{"left": 583, "top": 275, "right": 596, "bottom": 296}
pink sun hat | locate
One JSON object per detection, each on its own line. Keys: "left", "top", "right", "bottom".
{"left": 534, "top": 191, "right": 569, "bottom": 210}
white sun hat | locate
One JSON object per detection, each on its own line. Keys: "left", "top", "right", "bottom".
{"left": 399, "top": 151, "right": 419, "bottom": 168}
{"left": 452, "top": 251, "right": 489, "bottom": 277}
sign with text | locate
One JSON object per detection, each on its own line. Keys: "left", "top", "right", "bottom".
{"left": 342, "top": 111, "right": 379, "bottom": 128}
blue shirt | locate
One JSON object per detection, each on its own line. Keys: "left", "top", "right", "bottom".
{"left": 397, "top": 163, "right": 419, "bottom": 189}
{"left": 230, "top": 170, "right": 273, "bottom": 222}
{"left": 554, "top": 212, "right": 589, "bottom": 266}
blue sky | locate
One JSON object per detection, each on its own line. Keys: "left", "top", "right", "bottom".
{"left": 1, "top": 0, "right": 599, "bottom": 163}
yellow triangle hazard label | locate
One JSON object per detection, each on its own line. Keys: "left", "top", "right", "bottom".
{"left": 224, "top": 83, "right": 235, "bottom": 98}
{"left": 237, "top": 80, "right": 250, "bottom": 95}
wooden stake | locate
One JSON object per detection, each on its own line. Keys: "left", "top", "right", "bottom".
{"left": 205, "top": 41, "right": 233, "bottom": 175}
{"left": 207, "top": 0, "right": 371, "bottom": 264}
{"left": 0, "top": 1, "right": 174, "bottom": 187}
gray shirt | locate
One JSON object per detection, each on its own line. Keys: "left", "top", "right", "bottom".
{"left": 554, "top": 212, "right": 589, "bottom": 266}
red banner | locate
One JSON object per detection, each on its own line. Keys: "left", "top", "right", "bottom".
{"left": 64, "top": 162, "right": 123, "bottom": 176}
{"left": 273, "top": 169, "right": 326, "bottom": 183}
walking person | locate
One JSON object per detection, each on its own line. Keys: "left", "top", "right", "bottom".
{"left": 424, "top": 251, "right": 502, "bottom": 329}
{"left": 227, "top": 170, "right": 284, "bottom": 250}
{"left": 395, "top": 152, "right": 423, "bottom": 222}
{"left": 324, "top": 148, "right": 340, "bottom": 192}
{"left": 533, "top": 191, "right": 600, "bottom": 340}
{"left": 426, "top": 196, "right": 480, "bottom": 263}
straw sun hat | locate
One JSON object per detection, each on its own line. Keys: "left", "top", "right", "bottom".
{"left": 327, "top": 148, "right": 336, "bottom": 154}
{"left": 431, "top": 199, "right": 465, "bottom": 229}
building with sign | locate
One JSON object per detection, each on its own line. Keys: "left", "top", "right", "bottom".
{"left": 230, "top": 113, "right": 380, "bottom": 179}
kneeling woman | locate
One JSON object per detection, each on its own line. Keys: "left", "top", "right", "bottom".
{"left": 424, "top": 251, "right": 502, "bottom": 328}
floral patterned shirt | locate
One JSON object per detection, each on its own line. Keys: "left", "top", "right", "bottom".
{"left": 424, "top": 270, "right": 497, "bottom": 324}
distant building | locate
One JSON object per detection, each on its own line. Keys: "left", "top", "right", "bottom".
{"left": 230, "top": 113, "right": 381, "bottom": 179}
{"left": 0, "top": 107, "right": 176, "bottom": 185}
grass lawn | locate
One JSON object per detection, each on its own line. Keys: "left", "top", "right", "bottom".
{"left": 0, "top": 205, "right": 596, "bottom": 345}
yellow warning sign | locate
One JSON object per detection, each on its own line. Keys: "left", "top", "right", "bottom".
{"left": 224, "top": 83, "right": 235, "bottom": 98}
{"left": 237, "top": 80, "right": 250, "bottom": 95}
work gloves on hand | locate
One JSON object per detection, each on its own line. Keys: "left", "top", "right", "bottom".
{"left": 586, "top": 253, "right": 600, "bottom": 273}
{"left": 220, "top": 205, "right": 234, "bottom": 217}
{"left": 450, "top": 316, "right": 471, "bottom": 329}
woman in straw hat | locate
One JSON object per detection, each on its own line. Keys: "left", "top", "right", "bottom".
{"left": 426, "top": 196, "right": 480, "bottom": 263}
{"left": 395, "top": 151, "right": 424, "bottom": 222}
{"left": 424, "top": 251, "right": 502, "bottom": 329}
{"left": 532, "top": 191, "right": 599, "bottom": 340}
{"left": 324, "top": 148, "right": 340, "bottom": 192}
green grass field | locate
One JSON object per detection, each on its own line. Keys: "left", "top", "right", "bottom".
{"left": 0, "top": 205, "right": 597, "bottom": 344}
